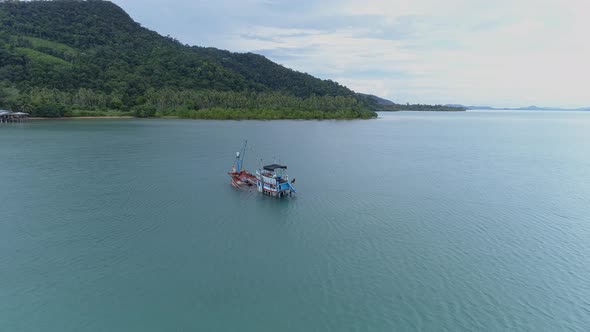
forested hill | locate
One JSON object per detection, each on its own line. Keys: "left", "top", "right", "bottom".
{"left": 0, "top": 0, "right": 375, "bottom": 118}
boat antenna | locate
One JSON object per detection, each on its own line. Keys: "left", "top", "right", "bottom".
{"left": 241, "top": 140, "right": 248, "bottom": 170}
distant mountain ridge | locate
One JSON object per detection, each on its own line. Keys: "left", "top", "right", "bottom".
{"left": 357, "top": 93, "right": 396, "bottom": 106}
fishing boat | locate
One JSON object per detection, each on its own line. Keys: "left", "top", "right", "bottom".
{"left": 256, "top": 164, "right": 297, "bottom": 198}
{"left": 228, "top": 141, "right": 256, "bottom": 188}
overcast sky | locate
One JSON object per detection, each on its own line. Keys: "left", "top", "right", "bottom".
{"left": 113, "top": 0, "right": 588, "bottom": 107}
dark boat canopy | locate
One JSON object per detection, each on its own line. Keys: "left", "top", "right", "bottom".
{"left": 263, "top": 164, "right": 287, "bottom": 171}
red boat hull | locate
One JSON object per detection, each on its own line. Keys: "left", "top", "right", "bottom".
{"left": 229, "top": 170, "right": 256, "bottom": 188}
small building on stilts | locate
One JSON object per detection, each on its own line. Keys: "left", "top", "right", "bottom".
{"left": 0, "top": 110, "right": 30, "bottom": 123}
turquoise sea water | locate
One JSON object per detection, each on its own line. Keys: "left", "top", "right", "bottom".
{"left": 1, "top": 111, "right": 589, "bottom": 331}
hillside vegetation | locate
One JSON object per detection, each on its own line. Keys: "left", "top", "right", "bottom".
{"left": 0, "top": 0, "right": 461, "bottom": 118}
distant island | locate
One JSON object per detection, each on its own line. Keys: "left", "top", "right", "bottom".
{"left": 445, "top": 104, "right": 590, "bottom": 111}
{"left": 0, "top": 0, "right": 464, "bottom": 120}
{"left": 360, "top": 94, "right": 465, "bottom": 112}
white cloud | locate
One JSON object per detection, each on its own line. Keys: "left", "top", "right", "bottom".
{"left": 115, "top": 0, "right": 590, "bottom": 107}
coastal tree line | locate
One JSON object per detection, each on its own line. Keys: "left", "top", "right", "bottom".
{"left": 367, "top": 102, "right": 465, "bottom": 112}
{"left": 0, "top": 85, "right": 374, "bottom": 119}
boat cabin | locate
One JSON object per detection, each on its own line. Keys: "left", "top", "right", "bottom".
{"left": 256, "top": 164, "right": 296, "bottom": 197}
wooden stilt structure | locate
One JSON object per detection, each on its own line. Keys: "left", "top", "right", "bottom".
{"left": 0, "top": 110, "right": 30, "bottom": 123}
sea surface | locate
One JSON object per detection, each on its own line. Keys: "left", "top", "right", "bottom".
{"left": 1, "top": 111, "right": 589, "bottom": 331}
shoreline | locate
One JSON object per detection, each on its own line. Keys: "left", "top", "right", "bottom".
{"left": 28, "top": 115, "right": 376, "bottom": 121}
{"left": 30, "top": 116, "right": 135, "bottom": 120}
